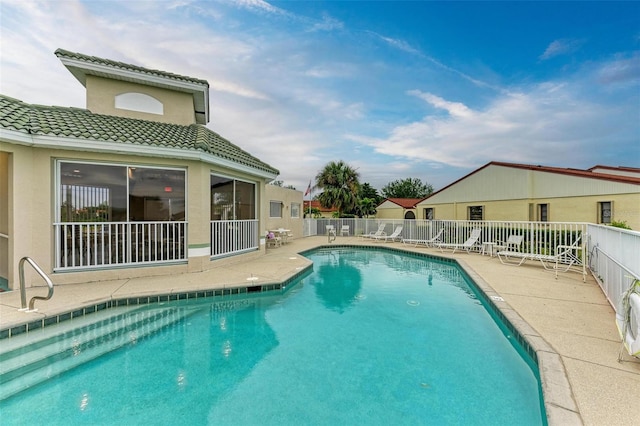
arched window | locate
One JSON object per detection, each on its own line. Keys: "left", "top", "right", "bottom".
{"left": 115, "top": 92, "right": 163, "bottom": 115}
{"left": 404, "top": 211, "right": 416, "bottom": 219}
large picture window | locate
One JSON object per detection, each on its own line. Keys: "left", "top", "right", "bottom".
{"left": 210, "top": 175, "right": 256, "bottom": 220}
{"left": 56, "top": 161, "right": 187, "bottom": 269}
{"left": 58, "top": 161, "right": 186, "bottom": 222}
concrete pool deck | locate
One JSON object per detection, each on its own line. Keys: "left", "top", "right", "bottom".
{"left": 1, "top": 236, "right": 639, "bottom": 425}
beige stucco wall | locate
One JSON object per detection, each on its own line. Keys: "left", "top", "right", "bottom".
{"left": 0, "top": 151, "right": 10, "bottom": 282}
{"left": 420, "top": 193, "right": 640, "bottom": 229}
{"left": 85, "top": 76, "right": 197, "bottom": 125}
{"left": 418, "top": 164, "right": 640, "bottom": 228}
{"left": 0, "top": 140, "right": 271, "bottom": 289}
{"left": 264, "top": 185, "right": 304, "bottom": 240}
{"left": 376, "top": 206, "right": 417, "bottom": 219}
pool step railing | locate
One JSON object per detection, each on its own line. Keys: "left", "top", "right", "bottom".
{"left": 0, "top": 305, "right": 199, "bottom": 401}
{"left": 18, "top": 257, "right": 54, "bottom": 312}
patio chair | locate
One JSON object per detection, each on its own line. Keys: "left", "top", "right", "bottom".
{"left": 325, "top": 225, "right": 336, "bottom": 235}
{"left": 266, "top": 232, "right": 281, "bottom": 248}
{"left": 495, "top": 235, "right": 524, "bottom": 252}
{"left": 361, "top": 223, "right": 386, "bottom": 239}
{"left": 340, "top": 225, "right": 350, "bottom": 236}
{"left": 402, "top": 228, "right": 444, "bottom": 248}
{"left": 371, "top": 225, "right": 403, "bottom": 243}
{"left": 497, "top": 236, "right": 585, "bottom": 281}
{"left": 437, "top": 228, "right": 482, "bottom": 254}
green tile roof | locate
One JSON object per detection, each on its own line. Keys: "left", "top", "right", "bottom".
{"left": 54, "top": 48, "right": 209, "bottom": 87}
{"left": 0, "top": 95, "right": 279, "bottom": 176}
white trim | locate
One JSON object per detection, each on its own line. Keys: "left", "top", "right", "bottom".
{"left": 188, "top": 246, "right": 210, "bottom": 257}
{"left": 3, "top": 132, "right": 278, "bottom": 180}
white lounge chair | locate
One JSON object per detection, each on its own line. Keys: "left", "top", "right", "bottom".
{"left": 371, "top": 225, "right": 403, "bottom": 243}
{"left": 361, "top": 223, "right": 386, "bottom": 239}
{"left": 340, "top": 225, "right": 350, "bottom": 236}
{"left": 402, "top": 228, "right": 444, "bottom": 247}
{"left": 497, "top": 236, "right": 585, "bottom": 281}
{"left": 437, "top": 228, "right": 482, "bottom": 254}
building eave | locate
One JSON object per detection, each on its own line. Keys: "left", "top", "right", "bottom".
{"left": 2, "top": 132, "right": 278, "bottom": 180}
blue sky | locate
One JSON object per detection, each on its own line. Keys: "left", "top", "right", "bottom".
{"left": 1, "top": 1, "right": 638, "bottom": 193}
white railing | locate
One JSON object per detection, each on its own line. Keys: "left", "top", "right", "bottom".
{"left": 304, "top": 218, "right": 640, "bottom": 314}
{"left": 587, "top": 224, "right": 640, "bottom": 314}
{"left": 210, "top": 219, "right": 259, "bottom": 258}
{"left": 305, "top": 218, "right": 585, "bottom": 253}
{"left": 55, "top": 221, "right": 186, "bottom": 270}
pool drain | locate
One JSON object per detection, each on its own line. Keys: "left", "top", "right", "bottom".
{"left": 407, "top": 300, "right": 420, "bottom": 306}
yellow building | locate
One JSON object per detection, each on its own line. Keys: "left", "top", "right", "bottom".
{"left": 375, "top": 198, "right": 425, "bottom": 220}
{"left": 264, "top": 185, "right": 304, "bottom": 239}
{"left": 417, "top": 162, "right": 640, "bottom": 229}
{"left": 0, "top": 49, "right": 280, "bottom": 290}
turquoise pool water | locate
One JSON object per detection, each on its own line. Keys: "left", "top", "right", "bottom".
{"left": 1, "top": 247, "right": 545, "bottom": 425}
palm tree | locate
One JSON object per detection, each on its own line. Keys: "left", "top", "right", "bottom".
{"left": 315, "top": 160, "right": 360, "bottom": 217}
{"left": 356, "top": 197, "right": 377, "bottom": 218}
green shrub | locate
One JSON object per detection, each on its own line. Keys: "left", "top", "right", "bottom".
{"left": 610, "top": 220, "right": 632, "bottom": 230}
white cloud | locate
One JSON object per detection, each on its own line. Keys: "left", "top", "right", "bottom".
{"left": 352, "top": 80, "right": 624, "bottom": 169}
{"left": 539, "top": 38, "right": 584, "bottom": 60}
{"left": 309, "top": 13, "right": 344, "bottom": 32}
{"left": 596, "top": 53, "right": 640, "bottom": 85}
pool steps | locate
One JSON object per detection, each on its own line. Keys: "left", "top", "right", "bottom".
{"left": 0, "top": 304, "right": 199, "bottom": 400}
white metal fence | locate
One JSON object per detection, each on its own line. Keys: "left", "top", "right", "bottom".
{"left": 210, "top": 219, "right": 259, "bottom": 259}
{"left": 55, "top": 221, "right": 186, "bottom": 270}
{"left": 305, "top": 218, "right": 585, "bottom": 254}
{"left": 587, "top": 224, "right": 640, "bottom": 314}
{"left": 302, "top": 218, "right": 640, "bottom": 314}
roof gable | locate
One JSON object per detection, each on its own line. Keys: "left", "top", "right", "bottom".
{"left": 378, "top": 198, "right": 424, "bottom": 209}
{"left": 428, "top": 161, "right": 640, "bottom": 199}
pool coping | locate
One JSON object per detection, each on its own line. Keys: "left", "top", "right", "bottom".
{"left": 0, "top": 243, "right": 581, "bottom": 425}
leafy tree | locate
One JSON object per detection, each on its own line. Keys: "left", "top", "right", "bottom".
{"left": 315, "top": 160, "right": 360, "bottom": 217}
{"left": 355, "top": 197, "right": 377, "bottom": 218}
{"left": 268, "top": 180, "right": 296, "bottom": 190}
{"left": 381, "top": 178, "right": 433, "bottom": 199}
{"left": 359, "top": 182, "right": 382, "bottom": 205}
{"left": 304, "top": 207, "right": 321, "bottom": 218}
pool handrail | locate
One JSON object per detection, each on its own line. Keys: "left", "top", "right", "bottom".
{"left": 19, "top": 257, "right": 54, "bottom": 312}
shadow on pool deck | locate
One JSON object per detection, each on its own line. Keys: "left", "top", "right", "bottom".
{"left": 1, "top": 236, "right": 638, "bottom": 426}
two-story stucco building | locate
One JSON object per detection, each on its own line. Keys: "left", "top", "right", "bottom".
{"left": 0, "top": 49, "right": 281, "bottom": 290}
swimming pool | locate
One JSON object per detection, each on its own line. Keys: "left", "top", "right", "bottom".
{"left": 0, "top": 247, "right": 545, "bottom": 425}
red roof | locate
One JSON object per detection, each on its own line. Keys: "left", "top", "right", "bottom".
{"left": 306, "top": 200, "right": 337, "bottom": 212}
{"left": 380, "top": 198, "right": 425, "bottom": 209}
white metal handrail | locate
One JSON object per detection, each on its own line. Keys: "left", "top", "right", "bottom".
{"left": 19, "top": 257, "right": 54, "bottom": 312}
